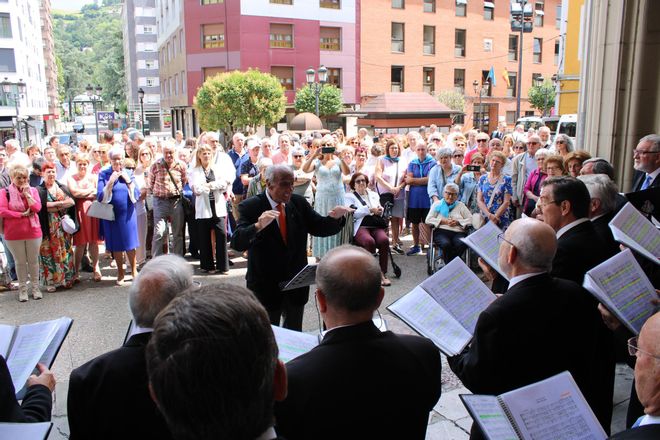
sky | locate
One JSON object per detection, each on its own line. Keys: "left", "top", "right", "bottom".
{"left": 51, "top": 0, "right": 97, "bottom": 12}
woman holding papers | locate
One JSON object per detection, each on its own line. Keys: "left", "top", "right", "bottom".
{"left": 425, "top": 183, "right": 472, "bottom": 263}
{"left": 0, "top": 165, "right": 42, "bottom": 302}
{"left": 476, "top": 151, "right": 513, "bottom": 230}
{"left": 345, "top": 172, "right": 391, "bottom": 286}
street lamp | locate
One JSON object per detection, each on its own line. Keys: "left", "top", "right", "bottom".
{"left": 1, "top": 77, "right": 27, "bottom": 147}
{"left": 138, "top": 87, "right": 145, "bottom": 135}
{"left": 305, "top": 65, "right": 328, "bottom": 117}
{"left": 86, "top": 84, "right": 103, "bottom": 140}
{"left": 473, "top": 79, "right": 490, "bottom": 133}
{"left": 510, "top": 0, "right": 534, "bottom": 121}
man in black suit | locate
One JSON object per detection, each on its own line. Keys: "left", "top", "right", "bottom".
{"left": 609, "top": 312, "right": 660, "bottom": 439}
{"left": 538, "top": 176, "right": 618, "bottom": 433}
{"left": 275, "top": 245, "right": 442, "bottom": 440}
{"left": 147, "top": 284, "right": 288, "bottom": 440}
{"left": 67, "top": 255, "right": 194, "bottom": 440}
{"left": 579, "top": 174, "right": 621, "bottom": 256}
{"left": 631, "top": 134, "right": 660, "bottom": 192}
{"left": 231, "top": 164, "right": 352, "bottom": 331}
{"left": 448, "top": 218, "right": 600, "bottom": 439}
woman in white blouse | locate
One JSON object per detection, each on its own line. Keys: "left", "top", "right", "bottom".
{"left": 425, "top": 182, "right": 472, "bottom": 264}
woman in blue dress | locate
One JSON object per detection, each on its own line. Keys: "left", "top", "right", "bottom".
{"left": 476, "top": 150, "right": 513, "bottom": 231}
{"left": 302, "top": 135, "right": 350, "bottom": 259}
{"left": 97, "top": 147, "right": 140, "bottom": 285}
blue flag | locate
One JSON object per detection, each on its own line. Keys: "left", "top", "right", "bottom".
{"left": 487, "top": 66, "right": 497, "bottom": 87}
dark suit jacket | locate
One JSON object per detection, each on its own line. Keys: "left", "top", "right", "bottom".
{"left": 609, "top": 424, "right": 660, "bottom": 439}
{"left": 448, "top": 274, "right": 600, "bottom": 438}
{"left": 592, "top": 212, "right": 621, "bottom": 257}
{"left": 632, "top": 170, "right": 660, "bottom": 192}
{"left": 274, "top": 321, "right": 442, "bottom": 440}
{"left": 230, "top": 192, "right": 344, "bottom": 308}
{"left": 67, "top": 332, "right": 172, "bottom": 440}
{"left": 0, "top": 355, "right": 52, "bottom": 423}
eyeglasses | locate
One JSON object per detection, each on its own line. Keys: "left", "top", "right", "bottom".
{"left": 496, "top": 232, "right": 515, "bottom": 247}
{"left": 477, "top": 139, "right": 488, "bottom": 143}
{"left": 514, "top": 146, "right": 526, "bottom": 150}
{"left": 633, "top": 149, "right": 660, "bottom": 156}
{"left": 628, "top": 337, "right": 660, "bottom": 360}
{"left": 292, "top": 155, "right": 303, "bottom": 158}
{"left": 354, "top": 179, "right": 367, "bottom": 184}
{"left": 321, "top": 143, "right": 332, "bottom": 147}
{"left": 453, "top": 154, "right": 464, "bottom": 158}
{"left": 527, "top": 141, "right": 539, "bottom": 145}
{"left": 556, "top": 141, "right": 565, "bottom": 144}
{"left": 537, "top": 199, "right": 560, "bottom": 210}
{"left": 443, "top": 192, "right": 458, "bottom": 197}
{"left": 125, "top": 167, "right": 135, "bottom": 170}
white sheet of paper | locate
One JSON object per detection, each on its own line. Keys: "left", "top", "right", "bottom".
{"left": 272, "top": 325, "right": 319, "bottom": 363}
{"left": 5, "top": 320, "right": 60, "bottom": 392}
{"left": 461, "top": 221, "right": 510, "bottom": 280}
{"left": 0, "top": 422, "right": 52, "bottom": 440}
{"left": 0, "top": 325, "right": 15, "bottom": 358}
{"left": 583, "top": 249, "right": 656, "bottom": 335}
{"left": 500, "top": 372, "right": 606, "bottom": 440}
{"left": 609, "top": 202, "right": 660, "bottom": 264}
{"left": 461, "top": 394, "right": 519, "bottom": 440}
{"left": 388, "top": 286, "right": 472, "bottom": 356}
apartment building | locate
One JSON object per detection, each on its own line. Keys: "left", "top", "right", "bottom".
{"left": 122, "top": 0, "right": 162, "bottom": 131}
{"left": 361, "top": 0, "right": 562, "bottom": 131}
{"left": 39, "top": 0, "right": 59, "bottom": 136}
{"left": 157, "top": 0, "right": 359, "bottom": 136}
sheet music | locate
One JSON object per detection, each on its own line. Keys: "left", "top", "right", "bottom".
{"left": 500, "top": 372, "right": 606, "bottom": 440}
{"left": 420, "top": 258, "right": 496, "bottom": 335}
{"left": 583, "top": 249, "right": 657, "bottom": 335}
{"left": 388, "top": 286, "right": 473, "bottom": 356}
{"left": 461, "top": 222, "right": 510, "bottom": 280}
{"left": 5, "top": 320, "right": 60, "bottom": 392}
{"left": 0, "top": 325, "right": 15, "bottom": 358}
{"left": 272, "top": 325, "right": 319, "bottom": 363}
{"left": 280, "top": 264, "right": 318, "bottom": 291}
{"left": 461, "top": 394, "right": 519, "bottom": 440}
{"left": 609, "top": 202, "right": 660, "bottom": 264}
{"left": 0, "top": 422, "right": 52, "bottom": 440}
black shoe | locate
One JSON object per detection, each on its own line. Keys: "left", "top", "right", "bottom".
{"left": 392, "top": 244, "right": 404, "bottom": 255}
{"left": 228, "top": 259, "right": 235, "bottom": 266}
{"left": 81, "top": 263, "right": 94, "bottom": 273}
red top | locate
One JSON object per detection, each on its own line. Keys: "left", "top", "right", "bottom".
{"left": 0, "top": 186, "right": 42, "bottom": 240}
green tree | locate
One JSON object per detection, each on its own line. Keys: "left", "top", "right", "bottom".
{"left": 435, "top": 89, "right": 466, "bottom": 124}
{"left": 528, "top": 81, "right": 556, "bottom": 116}
{"left": 194, "top": 69, "right": 286, "bottom": 133}
{"left": 294, "top": 84, "right": 342, "bottom": 116}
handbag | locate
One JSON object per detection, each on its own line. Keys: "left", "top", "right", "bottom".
{"left": 164, "top": 160, "right": 194, "bottom": 217}
{"left": 88, "top": 200, "right": 115, "bottom": 221}
{"left": 353, "top": 192, "right": 388, "bottom": 229}
{"left": 61, "top": 214, "right": 78, "bottom": 234}
{"left": 473, "top": 177, "right": 504, "bottom": 229}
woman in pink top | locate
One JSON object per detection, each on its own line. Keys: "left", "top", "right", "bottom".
{"left": 0, "top": 164, "right": 42, "bottom": 302}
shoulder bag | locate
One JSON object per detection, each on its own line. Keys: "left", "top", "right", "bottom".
{"left": 472, "top": 177, "right": 504, "bottom": 229}
{"left": 353, "top": 192, "right": 388, "bottom": 229}
{"left": 164, "top": 160, "right": 194, "bottom": 217}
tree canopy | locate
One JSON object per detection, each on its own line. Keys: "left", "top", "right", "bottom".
{"left": 528, "top": 82, "right": 556, "bottom": 117}
{"left": 195, "top": 69, "right": 286, "bottom": 133}
{"left": 294, "top": 84, "right": 342, "bottom": 117}
{"left": 435, "top": 89, "right": 466, "bottom": 123}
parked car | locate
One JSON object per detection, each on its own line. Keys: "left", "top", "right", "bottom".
{"left": 56, "top": 132, "right": 78, "bottom": 148}
{"left": 557, "top": 114, "right": 577, "bottom": 143}
{"left": 73, "top": 117, "right": 85, "bottom": 133}
{"left": 542, "top": 116, "right": 560, "bottom": 137}
{"left": 515, "top": 116, "right": 544, "bottom": 132}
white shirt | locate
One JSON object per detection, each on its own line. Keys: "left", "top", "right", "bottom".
{"left": 556, "top": 217, "right": 590, "bottom": 239}
{"left": 638, "top": 414, "right": 660, "bottom": 426}
{"left": 507, "top": 271, "right": 546, "bottom": 289}
{"left": 255, "top": 427, "right": 278, "bottom": 440}
{"left": 264, "top": 188, "right": 284, "bottom": 228}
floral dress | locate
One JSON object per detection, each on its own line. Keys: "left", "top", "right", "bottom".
{"left": 39, "top": 189, "right": 75, "bottom": 288}
{"left": 477, "top": 174, "right": 514, "bottom": 230}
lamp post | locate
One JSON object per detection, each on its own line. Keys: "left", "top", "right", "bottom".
{"left": 472, "top": 79, "right": 490, "bottom": 133}
{"left": 1, "top": 78, "right": 27, "bottom": 147}
{"left": 138, "top": 87, "right": 145, "bottom": 135}
{"left": 510, "top": 0, "right": 534, "bottom": 121}
{"left": 305, "top": 65, "right": 328, "bottom": 117}
{"left": 86, "top": 84, "right": 102, "bottom": 140}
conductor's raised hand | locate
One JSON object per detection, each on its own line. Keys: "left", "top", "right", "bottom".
{"left": 255, "top": 209, "right": 280, "bottom": 232}
{"left": 327, "top": 205, "right": 355, "bottom": 219}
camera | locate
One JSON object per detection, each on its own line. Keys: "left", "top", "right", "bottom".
{"left": 321, "top": 147, "right": 336, "bottom": 154}
{"left": 466, "top": 165, "right": 481, "bottom": 172}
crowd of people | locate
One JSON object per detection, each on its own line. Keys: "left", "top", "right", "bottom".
{"left": 0, "top": 124, "right": 658, "bottom": 439}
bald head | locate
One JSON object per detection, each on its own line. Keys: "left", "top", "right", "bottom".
{"left": 499, "top": 218, "right": 557, "bottom": 276}
{"left": 635, "top": 312, "right": 660, "bottom": 415}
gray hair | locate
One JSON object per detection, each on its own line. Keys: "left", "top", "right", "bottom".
{"left": 264, "top": 164, "right": 293, "bottom": 183}
{"left": 582, "top": 157, "right": 615, "bottom": 180}
{"left": 535, "top": 148, "right": 550, "bottom": 159}
{"left": 578, "top": 174, "right": 618, "bottom": 214}
{"left": 128, "top": 254, "right": 194, "bottom": 327}
{"left": 436, "top": 146, "right": 454, "bottom": 159}
{"left": 443, "top": 182, "right": 460, "bottom": 194}
{"left": 639, "top": 134, "right": 660, "bottom": 152}
{"left": 108, "top": 146, "right": 124, "bottom": 160}
{"left": 554, "top": 134, "right": 574, "bottom": 152}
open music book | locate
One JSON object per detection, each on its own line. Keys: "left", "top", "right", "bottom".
{"left": 583, "top": 248, "right": 657, "bottom": 335}
{"left": 609, "top": 202, "right": 660, "bottom": 265}
{"left": 0, "top": 317, "right": 73, "bottom": 399}
{"left": 461, "top": 221, "right": 510, "bottom": 281}
{"left": 461, "top": 371, "right": 606, "bottom": 440}
{"left": 0, "top": 422, "right": 52, "bottom": 440}
{"left": 387, "top": 258, "right": 496, "bottom": 356}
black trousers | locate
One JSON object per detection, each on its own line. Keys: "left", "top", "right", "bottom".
{"left": 195, "top": 215, "right": 228, "bottom": 272}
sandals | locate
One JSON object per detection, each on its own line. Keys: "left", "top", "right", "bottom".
{"left": 381, "top": 277, "right": 392, "bottom": 287}
{"left": 93, "top": 271, "right": 102, "bottom": 282}
{"left": 46, "top": 286, "right": 56, "bottom": 293}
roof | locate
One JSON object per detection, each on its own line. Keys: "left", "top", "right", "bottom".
{"left": 359, "top": 93, "right": 456, "bottom": 115}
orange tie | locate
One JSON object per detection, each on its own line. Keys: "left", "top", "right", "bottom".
{"left": 277, "top": 203, "right": 287, "bottom": 244}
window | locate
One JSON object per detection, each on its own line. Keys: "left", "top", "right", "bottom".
{"left": 270, "top": 24, "right": 293, "bottom": 48}
{"left": 392, "top": 0, "right": 404, "bottom": 8}
{"left": 454, "top": 68, "right": 465, "bottom": 93}
{"left": 423, "top": 26, "right": 435, "bottom": 55}
{"left": 506, "top": 111, "right": 516, "bottom": 125}
{"left": 525, "top": 110, "right": 535, "bottom": 117}
{"left": 533, "top": 38, "right": 542, "bottom": 63}
{"left": 481, "top": 70, "right": 492, "bottom": 96}
{"left": 554, "top": 40, "right": 560, "bottom": 65}
{"left": 180, "top": 30, "right": 184, "bottom": 52}
{"left": 146, "top": 77, "right": 157, "bottom": 87}
{"left": 320, "top": 0, "right": 340, "bottom": 8}
{"left": 507, "top": 72, "right": 517, "bottom": 97}
{"left": 391, "top": 66, "right": 404, "bottom": 92}
{"left": 483, "top": 38, "right": 493, "bottom": 52}
{"left": 391, "top": 23, "right": 404, "bottom": 53}
{"left": 535, "top": 1, "right": 544, "bottom": 27}
{"left": 270, "top": 0, "right": 292, "bottom": 3}
{"left": 201, "top": 0, "right": 224, "bottom": 4}
{"left": 454, "top": 29, "right": 466, "bottom": 57}
{"left": 145, "top": 60, "right": 156, "bottom": 69}
{"left": 423, "top": 0, "right": 435, "bottom": 13}
{"left": 320, "top": 27, "right": 341, "bottom": 51}
{"left": 0, "top": 13, "right": 10, "bottom": 38}
{"left": 181, "top": 71, "right": 186, "bottom": 93}
{"left": 532, "top": 73, "right": 542, "bottom": 86}
{"left": 143, "top": 25, "right": 154, "bottom": 34}
{"left": 556, "top": 5, "right": 561, "bottom": 29}
{"left": 456, "top": 0, "right": 466, "bottom": 17}
{"left": 174, "top": 74, "right": 179, "bottom": 95}
{"left": 508, "top": 35, "right": 518, "bottom": 61}
{"left": 203, "top": 66, "right": 226, "bottom": 81}
{"left": 271, "top": 66, "right": 294, "bottom": 90}
{"left": 202, "top": 24, "right": 225, "bottom": 49}
{"left": 484, "top": 1, "right": 494, "bottom": 20}
{"left": 173, "top": 36, "right": 177, "bottom": 56}
{"left": 423, "top": 67, "right": 434, "bottom": 94}
{"left": 327, "top": 68, "right": 341, "bottom": 87}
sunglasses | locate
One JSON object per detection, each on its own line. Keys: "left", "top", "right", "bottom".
{"left": 453, "top": 154, "right": 464, "bottom": 158}
{"left": 477, "top": 139, "right": 488, "bottom": 143}
{"left": 354, "top": 179, "right": 367, "bottom": 184}
{"left": 514, "top": 146, "right": 526, "bottom": 150}
{"left": 292, "top": 155, "right": 303, "bottom": 158}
